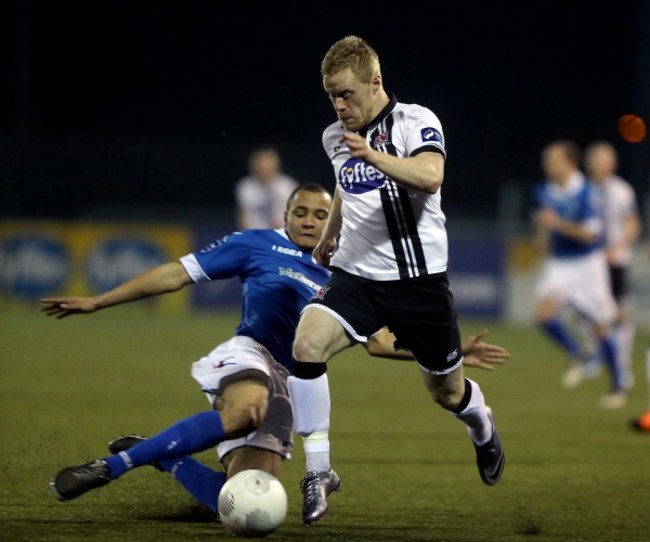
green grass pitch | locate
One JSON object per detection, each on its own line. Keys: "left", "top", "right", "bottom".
{"left": 2, "top": 304, "right": 649, "bottom": 541}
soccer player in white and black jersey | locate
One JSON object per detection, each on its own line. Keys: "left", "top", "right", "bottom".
{"left": 584, "top": 142, "right": 641, "bottom": 391}
{"left": 291, "top": 35, "right": 505, "bottom": 498}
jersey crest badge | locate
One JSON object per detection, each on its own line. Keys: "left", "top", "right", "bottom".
{"left": 374, "top": 132, "right": 389, "bottom": 146}
{"left": 421, "top": 127, "right": 443, "bottom": 144}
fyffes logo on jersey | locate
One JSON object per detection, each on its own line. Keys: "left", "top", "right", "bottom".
{"left": 86, "top": 237, "right": 168, "bottom": 293}
{"left": 337, "top": 157, "right": 387, "bottom": 194}
{"left": 0, "top": 235, "right": 71, "bottom": 298}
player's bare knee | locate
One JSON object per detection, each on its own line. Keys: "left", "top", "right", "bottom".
{"left": 292, "top": 333, "right": 323, "bottom": 363}
{"left": 536, "top": 298, "right": 560, "bottom": 323}
{"left": 423, "top": 373, "right": 465, "bottom": 410}
{"left": 430, "top": 387, "right": 463, "bottom": 410}
{"left": 593, "top": 323, "right": 608, "bottom": 339}
{"left": 221, "top": 400, "right": 268, "bottom": 438}
{"left": 219, "top": 381, "right": 269, "bottom": 438}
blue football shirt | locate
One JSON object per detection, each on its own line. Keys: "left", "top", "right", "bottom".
{"left": 180, "top": 228, "right": 331, "bottom": 371}
{"left": 532, "top": 173, "right": 604, "bottom": 258}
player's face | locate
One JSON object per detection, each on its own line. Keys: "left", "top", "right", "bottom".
{"left": 284, "top": 191, "right": 332, "bottom": 250}
{"left": 324, "top": 68, "right": 377, "bottom": 132}
{"left": 585, "top": 147, "right": 616, "bottom": 182}
{"left": 250, "top": 150, "right": 280, "bottom": 183}
{"left": 542, "top": 145, "right": 571, "bottom": 183}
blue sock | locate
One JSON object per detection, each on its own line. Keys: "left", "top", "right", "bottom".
{"left": 600, "top": 334, "right": 622, "bottom": 391}
{"left": 104, "top": 410, "right": 225, "bottom": 479}
{"left": 158, "top": 456, "right": 226, "bottom": 512}
{"left": 540, "top": 318, "right": 581, "bottom": 358}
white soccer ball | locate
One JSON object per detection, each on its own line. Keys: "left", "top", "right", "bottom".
{"left": 218, "top": 469, "right": 288, "bottom": 538}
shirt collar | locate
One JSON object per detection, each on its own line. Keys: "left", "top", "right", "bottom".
{"left": 549, "top": 170, "right": 585, "bottom": 197}
{"left": 359, "top": 92, "right": 397, "bottom": 136}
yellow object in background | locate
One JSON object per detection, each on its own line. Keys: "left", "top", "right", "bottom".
{"left": 0, "top": 220, "right": 192, "bottom": 313}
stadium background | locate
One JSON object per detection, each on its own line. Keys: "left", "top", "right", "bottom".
{"left": 2, "top": 1, "right": 649, "bottom": 322}
{"left": 3, "top": 3, "right": 650, "bottom": 541}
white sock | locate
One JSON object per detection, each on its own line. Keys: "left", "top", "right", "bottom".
{"left": 302, "top": 431, "right": 331, "bottom": 473}
{"left": 453, "top": 379, "right": 493, "bottom": 445}
{"left": 615, "top": 321, "right": 636, "bottom": 373}
{"left": 577, "top": 315, "right": 598, "bottom": 358}
{"left": 288, "top": 374, "right": 332, "bottom": 473}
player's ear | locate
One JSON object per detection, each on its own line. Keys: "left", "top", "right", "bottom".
{"left": 371, "top": 73, "right": 381, "bottom": 94}
{"left": 284, "top": 210, "right": 288, "bottom": 225}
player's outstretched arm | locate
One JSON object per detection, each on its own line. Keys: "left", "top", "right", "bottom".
{"left": 364, "top": 327, "right": 509, "bottom": 371}
{"left": 41, "top": 261, "right": 192, "bottom": 319}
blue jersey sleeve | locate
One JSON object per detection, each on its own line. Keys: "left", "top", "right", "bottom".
{"left": 191, "top": 231, "right": 253, "bottom": 280}
{"left": 532, "top": 181, "right": 549, "bottom": 208}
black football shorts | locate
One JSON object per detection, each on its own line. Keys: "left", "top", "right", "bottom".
{"left": 307, "top": 267, "right": 463, "bottom": 374}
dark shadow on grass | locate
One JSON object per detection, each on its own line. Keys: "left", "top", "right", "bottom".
{"left": 136, "top": 504, "right": 218, "bottom": 523}
{"left": 341, "top": 456, "right": 471, "bottom": 466}
{"left": 19, "top": 519, "right": 100, "bottom": 525}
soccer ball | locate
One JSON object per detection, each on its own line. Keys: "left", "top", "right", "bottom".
{"left": 218, "top": 469, "right": 288, "bottom": 538}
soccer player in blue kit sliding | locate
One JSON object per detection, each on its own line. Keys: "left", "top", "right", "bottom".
{"left": 42, "top": 183, "right": 509, "bottom": 521}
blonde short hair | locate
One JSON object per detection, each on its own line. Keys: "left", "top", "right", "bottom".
{"left": 321, "top": 35, "right": 380, "bottom": 84}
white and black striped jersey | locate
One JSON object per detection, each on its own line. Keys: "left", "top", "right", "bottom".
{"left": 322, "top": 94, "right": 448, "bottom": 281}
{"left": 599, "top": 174, "right": 638, "bottom": 266}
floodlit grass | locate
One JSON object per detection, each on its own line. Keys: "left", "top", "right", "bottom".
{"left": 2, "top": 304, "right": 649, "bottom": 541}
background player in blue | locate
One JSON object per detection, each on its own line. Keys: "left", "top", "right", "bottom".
{"left": 531, "top": 140, "right": 625, "bottom": 408}
{"left": 42, "top": 183, "right": 509, "bottom": 518}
